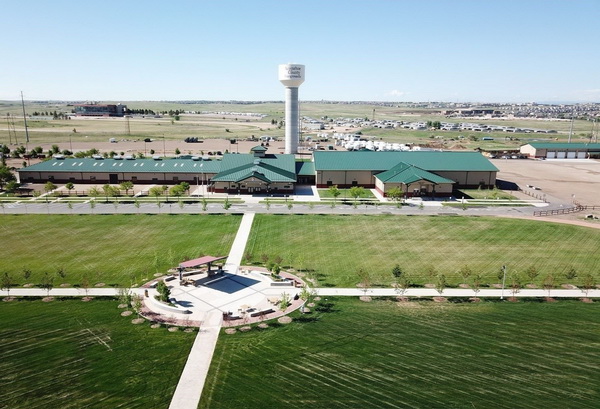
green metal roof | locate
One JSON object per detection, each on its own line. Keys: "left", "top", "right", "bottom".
{"left": 296, "top": 161, "right": 315, "bottom": 176}
{"left": 376, "top": 162, "right": 455, "bottom": 185}
{"left": 313, "top": 151, "right": 498, "bottom": 172}
{"left": 20, "top": 158, "right": 222, "bottom": 173}
{"left": 525, "top": 142, "right": 600, "bottom": 151}
{"left": 211, "top": 153, "right": 296, "bottom": 183}
{"left": 250, "top": 145, "right": 267, "bottom": 152}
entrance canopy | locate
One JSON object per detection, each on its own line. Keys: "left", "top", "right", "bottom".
{"left": 179, "top": 256, "right": 227, "bottom": 269}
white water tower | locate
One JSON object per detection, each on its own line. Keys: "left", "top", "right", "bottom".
{"left": 279, "top": 64, "right": 305, "bottom": 154}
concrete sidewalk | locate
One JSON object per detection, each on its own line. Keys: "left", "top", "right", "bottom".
{"left": 315, "top": 287, "right": 600, "bottom": 298}
{"left": 168, "top": 311, "right": 222, "bottom": 409}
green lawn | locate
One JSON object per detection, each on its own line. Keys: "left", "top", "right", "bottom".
{"left": 200, "top": 297, "right": 600, "bottom": 409}
{"left": 318, "top": 188, "right": 376, "bottom": 199}
{"left": 0, "top": 298, "right": 195, "bottom": 409}
{"left": 245, "top": 214, "right": 600, "bottom": 288}
{"left": 0, "top": 214, "right": 241, "bottom": 286}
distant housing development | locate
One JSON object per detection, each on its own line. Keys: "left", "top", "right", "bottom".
{"left": 18, "top": 149, "right": 498, "bottom": 197}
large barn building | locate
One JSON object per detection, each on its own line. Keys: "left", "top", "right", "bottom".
{"left": 18, "top": 149, "right": 498, "bottom": 197}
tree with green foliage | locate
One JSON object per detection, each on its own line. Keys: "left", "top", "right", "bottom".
{"left": 169, "top": 184, "right": 185, "bottom": 198}
{"left": 472, "top": 273, "right": 483, "bottom": 295}
{"left": 459, "top": 265, "right": 472, "bottom": 282}
{"left": 149, "top": 186, "right": 163, "bottom": 203}
{"left": 580, "top": 273, "right": 596, "bottom": 297}
{"left": 102, "top": 184, "right": 116, "bottom": 202}
{"left": 509, "top": 273, "right": 522, "bottom": 298}
{"left": 65, "top": 182, "right": 75, "bottom": 195}
{"left": 387, "top": 186, "right": 404, "bottom": 207}
{"left": 392, "top": 264, "right": 403, "bottom": 279}
{"left": 349, "top": 186, "right": 366, "bottom": 208}
{"left": 223, "top": 197, "right": 231, "bottom": 210}
{"left": 435, "top": 274, "right": 447, "bottom": 295}
{"left": 40, "top": 272, "right": 54, "bottom": 296}
{"left": 397, "top": 275, "right": 411, "bottom": 295}
{"left": 279, "top": 292, "right": 291, "bottom": 311}
{"left": 525, "top": 266, "right": 539, "bottom": 283}
{"left": 5, "top": 180, "right": 21, "bottom": 193}
{"left": 564, "top": 267, "right": 578, "bottom": 281}
{"left": 44, "top": 181, "right": 57, "bottom": 195}
{"left": 179, "top": 182, "right": 190, "bottom": 194}
{"left": 542, "top": 274, "right": 555, "bottom": 298}
{"left": 358, "top": 268, "right": 371, "bottom": 296}
{"left": 22, "top": 268, "right": 32, "bottom": 283}
{"left": 156, "top": 280, "right": 171, "bottom": 303}
{"left": 1, "top": 272, "right": 13, "bottom": 297}
{"left": 120, "top": 181, "right": 134, "bottom": 196}
{"left": 328, "top": 185, "right": 341, "bottom": 206}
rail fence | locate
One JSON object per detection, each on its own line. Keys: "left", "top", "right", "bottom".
{"left": 534, "top": 203, "right": 599, "bottom": 217}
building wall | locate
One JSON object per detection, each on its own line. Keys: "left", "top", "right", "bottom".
{"left": 18, "top": 170, "right": 216, "bottom": 185}
{"left": 212, "top": 180, "right": 293, "bottom": 193}
{"left": 374, "top": 178, "right": 453, "bottom": 197}
{"left": 316, "top": 170, "right": 376, "bottom": 188}
{"left": 434, "top": 171, "right": 496, "bottom": 187}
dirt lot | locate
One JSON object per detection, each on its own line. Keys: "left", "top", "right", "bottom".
{"left": 492, "top": 158, "right": 600, "bottom": 206}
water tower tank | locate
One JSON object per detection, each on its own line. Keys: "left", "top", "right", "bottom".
{"left": 278, "top": 64, "right": 305, "bottom": 88}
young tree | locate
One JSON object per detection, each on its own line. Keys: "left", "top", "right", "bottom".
{"left": 149, "top": 186, "right": 163, "bottom": 203}
{"left": 120, "top": 181, "right": 134, "bottom": 196}
{"left": 580, "top": 273, "right": 596, "bottom": 297}
{"left": 156, "top": 280, "right": 171, "bottom": 303}
{"left": 435, "top": 274, "right": 447, "bottom": 295}
{"left": 40, "top": 272, "right": 55, "bottom": 296}
{"left": 328, "top": 185, "right": 341, "bottom": 206}
{"left": 1, "top": 272, "right": 13, "bottom": 297}
{"left": 22, "top": 268, "right": 32, "bottom": 283}
{"left": 509, "top": 273, "right": 522, "bottom": 298}
{"left": 472, "top": 273, "right": 483, "bottom": 296}
{"left": 65, "top": 182, "right": 75, "bottom": 196}
{"left": 397, "top": 275, "right": 411, "bottom": 296}
{"left": 564, "top": 267, "right": 578, "bottom": 281}
{"left": 169, "top": 184, "right": 185, "bottom": 198}
{"left": 387, "top": 186, "right": 404, "bottom": 207}
{"left": 542, "top": 274, "right": 555, "bottom": 298}
{"left": 44, "top": 181, "right": 57, "bottom": 195}
{"left": 392, "top": 264, "right": 403, "bottom": 280}
{"left": 5, "top": 180, "right": 21, "bottom": 194}
{"left": 525, "top": 266, "right": 539, "bottom": 284}
{"left": 81, "top": 274, "right": 90, "bottom": 296}
{"left": 459, "top": 265, "right": 472, "bottom": 282}
{"left": 357, "top": 268, "right": 371, "bottom": 296}
{"left": 0, "top": 165, "right": 16, "bottom": 190}
{"left": 102, "top": 184, "right": 116, "bottom": 202}
{"left": 132, "top": 294, "right": 143, "bottom": 317}
{"left": 349, "top": 186, "right": 365, "bottom": 208}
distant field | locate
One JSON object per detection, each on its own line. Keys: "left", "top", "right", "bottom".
{"left": 0, "top": 214, "right": 240, "bottom": 286}
{"left": 0, "top": 298, "right": 195, "bottom": 409}
{"left": 0, "top": 101, "right": 593, "bottom": 151}
{"left": 200, "top": 297, "right": 600, "bottom": 408}
{"left": 245, "top": 214, "right": 600, "bottom": 287}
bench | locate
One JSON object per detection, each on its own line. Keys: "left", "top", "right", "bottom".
{"left": 250, "top": 308, "right": 274, "bottom": 317}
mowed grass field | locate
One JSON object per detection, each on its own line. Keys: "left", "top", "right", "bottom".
{"left": 0, "top": 298, "right": 196, "bottom": 409}
{"left": 200, "top": 297, "right": 600, "bottom": 409}
{"left": 245, "top": 215, "right": 600, "bottom": 287}
{"left": 0, "top": 214, "right": 240, "bottom": 286}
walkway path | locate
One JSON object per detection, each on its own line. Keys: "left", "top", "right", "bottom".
{"left": 168, "top": 311, "right": 222, "bottom": 409}
{"left": 223, "top": 212, "right": 255, "bottom": 272}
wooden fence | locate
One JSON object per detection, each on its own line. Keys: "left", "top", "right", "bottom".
{"left": 534, "top": 204, "right": 599, "bottom": 217}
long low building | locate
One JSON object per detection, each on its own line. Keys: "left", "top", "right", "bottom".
{"left": 520, "top": 142, "right": 600, "bottom": 159}
{"left": 18, "top": 148, "right": 498, "bottom": 197}
{"left": 312, "top": 150, "right": 498, "bottom": 197}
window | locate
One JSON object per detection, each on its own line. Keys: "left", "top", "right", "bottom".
{"left": 90, "top": 176, "right": 96, "bottom": 181}
{"left": 173, "top": 177, "right": 179, "bottom": 181}
{"left": 326, "top": 180, "right": 333, "bottom": 186}
{"left": 352, "top": 180, "right": 358, "bottom": 186}
{"left": 131, "top": 177, "right": 137, "bottom": 181}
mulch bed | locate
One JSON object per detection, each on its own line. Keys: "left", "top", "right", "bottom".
{"left": 433, "top": 297, "right": 447, "bottom": 303}
{"left": 257, "top": 323, "right": 269, "bottom": 329}
{"left": 396, "top": 296, "right": 410, "bottom": 303}
{"left": 224, "top": 328, "right": 237, "bottom": 335}
{"left": 469, "top": 297, "right": 481, "bottom": 303}
{"left": 117, "top": 303, "right": 128, "bottom": 309}
{"left": 359, "top": 296, "right": 372, "bottom": 302}
{"left": 313, "top": 297, "right": 321, "bottom": 301}
{"left": 131, "top": 318, "right": 145, "bottom": 325}
{"left": 59, "top": 283, "right": 70, "bottom": 287}
{"left": 121, "top": 310, "right": 133, "bottom": 317}
{"left": 2, "top": 297, "right": 16, "bottom": 302}
{"left": 545, "top": 297, "right": 558, "bottom": 303}
{"left": 507, "top": 297, "right": 519, "bottom": 302}
{"left": 458, "top": 283, "right": 470, "bottom": 289}
{"left": 42, "top": 297, "right": 55, "bottom": 302}
{"left": 581, "top": 298, "right": 594, "bottom": 303}
{"left": 168, "top": 327, "right": 179, "bottom": 332}
{"left": 81, "top": 297, "right": 94, "bottom": 302}
{"left": 239, "top": 326, "right": 252, "bottom": 332}
{"left": 23, "top": 283, "right": 34, "bottom": 288}
{"left": 301, "top": 307, "right": 311, "bottom": 313}
{"left": 94, "top": 283, "right": 105, "bottom": 287}
{"left": 184, "top": 328, "right": 195, "bottom": 333}
{"left": 150, "top": 323, "right": 161, "bottom": 329}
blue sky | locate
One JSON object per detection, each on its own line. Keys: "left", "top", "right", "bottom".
{"left": 3, "top": 0, "right": 599, "bottom": 103}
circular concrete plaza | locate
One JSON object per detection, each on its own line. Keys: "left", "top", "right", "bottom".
{"left": 142, "top": 268, "right": 303, "bottom": 326}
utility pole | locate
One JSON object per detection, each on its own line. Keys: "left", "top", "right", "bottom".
{"left": 20, "top": 91, "right": 30, "bottom": 146}
{"left": 500, "top": 265, "right": 507, "bottom": 300}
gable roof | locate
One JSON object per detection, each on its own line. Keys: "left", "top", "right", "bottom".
{"left": 375, "top": 162, "right": 455, "bottom": 185}
{"left": 313, "top": 151, "right": 498, "bottom": 172}
{"left": 20, "top": 158, "right": 222, "bottom": 174}
{"left": 524, "top": 142, "right": 600, "bottom": 151}
{"left": 211, "top": 153, "right": 296, "bottom": 183}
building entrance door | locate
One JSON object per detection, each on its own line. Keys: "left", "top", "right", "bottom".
{"left": 109, "top": 174, "right": 118, "bottom": 184}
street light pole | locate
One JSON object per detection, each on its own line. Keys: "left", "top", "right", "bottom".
{"left": 500, "top": 265, "right": 507, "bottom": 300}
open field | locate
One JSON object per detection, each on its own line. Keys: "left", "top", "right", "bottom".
{"left": 0, "top": 214, "right": 241, "bottom": 286}
{"left": 1, "top": 101, "right": 595, "bottom": 153}
{"left": 200, "top": 297, "right": 600, "bottom": 409}
{"left": 245, "top": 214, "right": 600, "bottom": 288}
{"left": 0, "top": 298, "right": 195, "bottom": 409}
